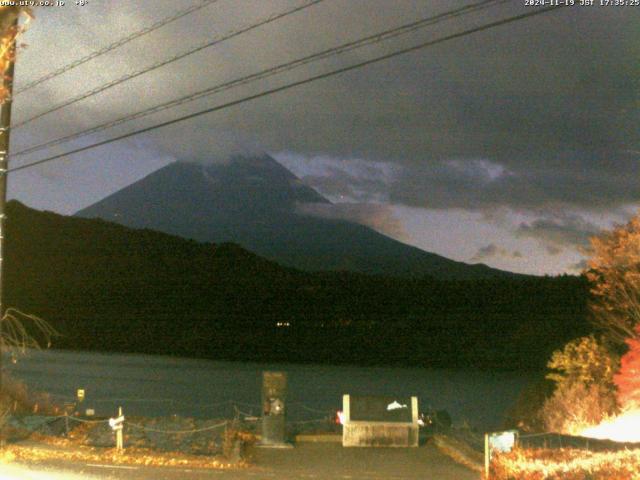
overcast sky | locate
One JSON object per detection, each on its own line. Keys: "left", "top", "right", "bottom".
{"left": 6, "top": 0, "right": 639, "bottom": 275}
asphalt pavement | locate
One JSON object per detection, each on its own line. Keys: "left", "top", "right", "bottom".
{"left": 2, "top": 442, "right": 479, "bottom": 480}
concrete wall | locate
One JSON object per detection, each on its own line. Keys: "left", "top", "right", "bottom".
{"left": 342, "top": 394, "right": 419, "bottom": 447}
{"left": 343, "top": 422, "right": 419, "bottom": 447}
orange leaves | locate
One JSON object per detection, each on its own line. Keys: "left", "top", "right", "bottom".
{"left": 614, "top": 324, "right": 640, "bottom": 409}
{"left": 491, "top": 448, "right": 640, "bottom": 480}
{"left": 586, "top": 214, "right": 640, "bottom": 343}
{"left": 0, "top": 6, "right": 33, "bottom": 104}
{"left": 545, "top": 336, "right": 616, "bottom": 387}
{"left": 2, "top": 443, "right": 240, "bottom": 470}
{"left": 540, "top": 336, "right": 619, "bottom": 435}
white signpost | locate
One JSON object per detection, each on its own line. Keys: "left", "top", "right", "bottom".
{"left": 109, "top": 407, "right": 125, "bottom": 451}
{"left": 484, "top": 430, "right": 518, "bottom": 478}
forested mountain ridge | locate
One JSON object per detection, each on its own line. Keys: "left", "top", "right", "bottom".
{"left": 5, "top": 200, "right": 589, "bottom": 370}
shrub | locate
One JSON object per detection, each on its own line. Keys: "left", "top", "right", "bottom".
{"left": 539, "top": 336, "right": 618, "bottom": 434}
{"left": 0, "top": 374, "right": 58, "bottom": 417}
{"left": 540, "top": 382, "right": 617, "bottom": 435}
{"left": 491, "top": 447, "right": 640, "bottom": 480}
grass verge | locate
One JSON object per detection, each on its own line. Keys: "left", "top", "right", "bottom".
{"left": 490, "top": 447, "right": 640, "bottom": 479}
{"left": 0, "top": 441, "right": 246, "bottom": 470}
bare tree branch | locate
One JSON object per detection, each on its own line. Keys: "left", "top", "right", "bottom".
{"left": 0, "top": 308, "right": 59, "bottom": 362}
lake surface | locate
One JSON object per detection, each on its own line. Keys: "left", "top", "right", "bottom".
{"left": 4, "top": 349, "right": 531, "bottom": 431}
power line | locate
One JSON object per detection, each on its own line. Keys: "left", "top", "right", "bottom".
{"left": 9, "top": 5, "right": 565, "bottom": 174}
{"left": 11, "top": 0, "right": 326, "bottom": 130}
{"left": 14, "top": 0, "right": 221, "bottom": 96}
{"left": 12, "top": 0, "right": 505, "bottom": 159}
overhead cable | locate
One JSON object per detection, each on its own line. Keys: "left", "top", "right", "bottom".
{"left": 11, "top": 0, "right": 326, "bottom": 129}
{"left": 11, "top": 0, "right": 504, "bottom": 158}
{"left": 15, "top": 0, "right": 221, "bottom": 95}
{"left": 9, "top": 5, "right": 564, "bottom": 174}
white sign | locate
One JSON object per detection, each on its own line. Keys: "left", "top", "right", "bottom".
{"left": 109, "top": 415, "right": 125, "bottom": 431}
{"left": 387, "top": 400, "right": 408, "bottom": 411}
{"left": 489, "top": 430, "right": 518, "bottom": 453}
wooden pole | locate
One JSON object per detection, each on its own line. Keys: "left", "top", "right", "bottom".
{"left": 484, "top": 433, "right": 490, "bottom": 479}
{"left": 116, "top": 406, "right": 123, "bottom": 451}
{"left": 0, "top": 12, "right": 19, "bottom": 400}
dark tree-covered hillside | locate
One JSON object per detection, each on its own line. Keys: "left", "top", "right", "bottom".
{"left": 4, "top": 201, "right": 590, "bottom": 370}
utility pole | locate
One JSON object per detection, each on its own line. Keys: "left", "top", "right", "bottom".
{"left": 0, "top": 14, "right": 19, "bottom": 397}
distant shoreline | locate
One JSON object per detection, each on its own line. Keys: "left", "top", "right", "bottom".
{"left": 10, "top": 346, "right": 549, "bottom": 373}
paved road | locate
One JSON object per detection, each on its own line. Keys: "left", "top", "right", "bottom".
{"left": 4, "top": 443, "right": 479, "bottom": 480}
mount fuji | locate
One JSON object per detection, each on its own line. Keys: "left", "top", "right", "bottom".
{"left": 76, "top": 155, "right": 516, "bottom": 279}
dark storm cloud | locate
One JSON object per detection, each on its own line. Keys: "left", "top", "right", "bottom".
{"left": 13, "top": 1, "right": 640, "bottom": 215}
{"left": 259, "top": 3, "right": 638, "bottom": 214}
{"left": 470, "top": 243, "right": 522, "bottom": 262}
{"left": 387, "top": 151, "right": 640, "bottom": 211}
{"left": 515, "top": 213, "right": 602, "bottom": 254}
{"left": 300, "top": 167, "right": 392, "bottom": 202}
{"left": 297, "top": 151, "right": 639, "bottom": 213}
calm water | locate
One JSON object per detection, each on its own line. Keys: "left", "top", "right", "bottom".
{"left": 4, "top": 349, "right": 530, "bottom": 431}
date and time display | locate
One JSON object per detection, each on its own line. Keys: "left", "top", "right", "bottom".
{"left": 526, "top": 0, "right": 639, "bottom": 5}
{"left": 0, "top": 1, "right": 88, "bottom": 6}
{"left": 2, "top": 0, "right": 637, "bottom": 8}
{"left": 2, "top": 0, "right": 638, "bottom": 7}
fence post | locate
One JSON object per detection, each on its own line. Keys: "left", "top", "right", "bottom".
{"left": 116, "top": 406, "right": 123, "bottom": 451}
{"left": 484, "top": 433, "right": 490, "bottom": 479}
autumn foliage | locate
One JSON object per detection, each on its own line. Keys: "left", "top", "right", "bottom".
{"left": 536, "top": 213, "right": 640, "bottom": 442}
{"left": 545, "top": 335, "right": 617, "bottom": 387}
{"left": 614, "top": 323, "right": 640, "bottom": 409}
{"left": 540, "top": 336, "right": 618, "bottom": 434}
{"left": 490, "top": 448, "right": 640, "bottom": 480}
{"left": 0, "top": 6, "right": 32, "bottom": 103}
{"left": 586, "top": 215, "right": 640, "bottom": 343}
